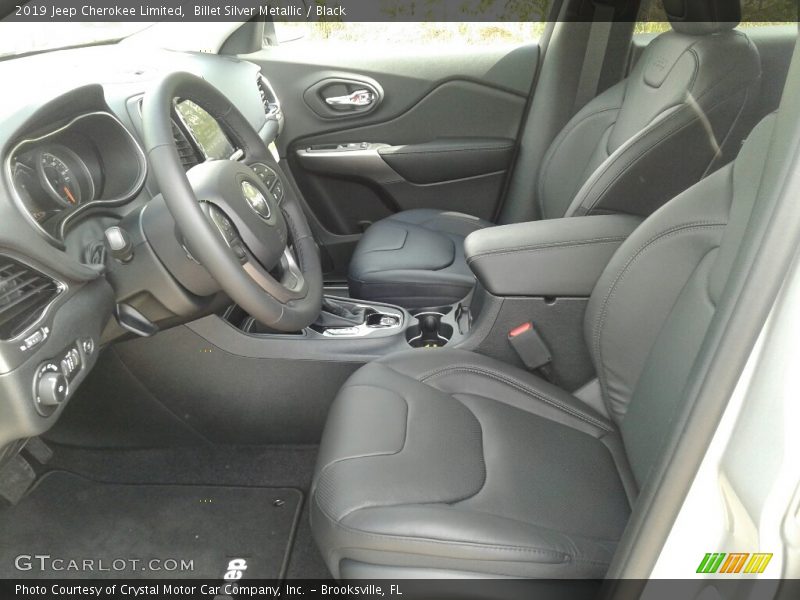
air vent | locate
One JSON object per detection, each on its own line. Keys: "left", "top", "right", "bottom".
{"left": 257, "top": 74, "right": 280, "bottom": 118}
{"left": 172, "top": 122, "right": 200, "bottom": 170}
{"left": 0, "top": 256, "right": 62, "bottom": 340}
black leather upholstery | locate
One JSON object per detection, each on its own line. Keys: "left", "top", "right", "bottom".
{"left": 464, "top": 214, "right": 642, "bottom": 297}
{"left": 347, "top": 4, "right": 761, "bottom": 308}
{"left": 348, "top": 209, "right": 491, "bottom": 308}
{"left": 311, "top": 350, "right": 634, "bottom": 578}
{"left": 313, "top": 113, "right": 777, "bottom": 578}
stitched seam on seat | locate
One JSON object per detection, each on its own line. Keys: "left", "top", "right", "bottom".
{"left": 419, "top": 366, "right": 612, "bottom": 432}
{"left": 318, "top": 365, "right": 488, "bottom": 523}
{"left": 703, "top": 86, "right": 750, "bottom": 180}
{"left": 313, "top": 496, "right": 571, "bottom": 563}
{"left": 578, "top": 110, "right": 700, "bottom": 215}
{"left": 539, "top": 106, "right": 622, "bottom": 219}
{"left": 578, "top": 84, "right": 744, "bottom": 216}
{"left": 313, "top": 381, "right": 410, "bottom": 506}
{"left": 359, "top": 229, "right": 409, "bottom": 254}
{"left": 580, "top": 47, "right": 753, "bottom": 214}
{"left": 313, "top": 437, "right": 570, "bottom": 564}
{"left": 591, "top": 222, "right": 727, "bottom": 414}
{"left": 312, "top": 368, "right": 612, "bottom": 568}
{"left": 320, "top": 500, "right": 617, "bottom": 568}
{"left": 419, "top": 215, "right": 487, "bottom": 230}
{"left": 448, "top": 395, "right": 630, "bottom": 528}
{"left": 445, "top": 494, "right": 623, "bottom": 547}
{"left": 466, "top": 236, "right": 627, "bottom": 262}
{"left": 447, "top": 394, "right": 489, "bottom": 502}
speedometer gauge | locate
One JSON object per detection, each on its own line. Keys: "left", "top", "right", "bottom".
{"left": 40, "top": 152, "right": 79, "bottom": 205}
{"left": 35, "top": 145, "right": 93, "bottom": 207}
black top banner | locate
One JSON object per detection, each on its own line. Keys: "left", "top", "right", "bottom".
{"left": 0, "top": 0, "right": 798, "bottom": 23}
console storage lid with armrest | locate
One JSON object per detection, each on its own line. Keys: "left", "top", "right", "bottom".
{"left": 464, "top": 215, "right": 642, "bottom": 297}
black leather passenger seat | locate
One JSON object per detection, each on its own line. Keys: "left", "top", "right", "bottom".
{"left": 312, "top": 108, "right": 780, "bottom": 580}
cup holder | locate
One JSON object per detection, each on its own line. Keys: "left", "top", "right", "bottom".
{"left": 406, "top": 312, "right": 453, "bottom": 348}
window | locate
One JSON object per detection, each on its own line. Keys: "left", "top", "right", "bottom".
{"left": 272, "top": 21, "right": 548, "bottom": 48}
{"left": 635, "top": 0, "right": 798, "bottom": 35}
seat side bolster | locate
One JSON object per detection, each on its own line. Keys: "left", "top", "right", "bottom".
{"left": 377, "top": 348, "right": 616, "bottom": 435}
{"left": 564, "top": 97, "right": 741, "bottom": 219}
{"left": 536, "top": 83, "right": 626, "bottom": 220}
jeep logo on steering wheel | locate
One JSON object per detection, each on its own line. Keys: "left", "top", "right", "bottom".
{"left": 241, "top": 181, "right": 271, "bottom": 221}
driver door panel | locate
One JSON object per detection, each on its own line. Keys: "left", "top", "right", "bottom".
{"left": 246, "top": 42, "right": 538, "bottom": 277}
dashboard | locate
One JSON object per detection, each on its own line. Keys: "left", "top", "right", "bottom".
{"left": 0, "top": 44, "right": 285, "bottom": 459}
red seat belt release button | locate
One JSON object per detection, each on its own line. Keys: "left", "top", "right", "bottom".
{"left": 508, "top": 322, "right": 552, "bottom": 371}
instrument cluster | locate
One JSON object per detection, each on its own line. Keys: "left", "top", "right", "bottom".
{"left": 6, "top": 112, "right": 147, "bottom": 245}
{"left": 12, "top": 143, "right": 96, "bottom": 223}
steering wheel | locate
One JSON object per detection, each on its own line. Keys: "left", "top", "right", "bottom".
{"left": 141, "top": 72, "right": 322, "bottom": 332}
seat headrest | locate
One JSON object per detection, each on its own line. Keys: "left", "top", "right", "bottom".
{"left": 663, "top": 0, "right": 741, "bottom": 35}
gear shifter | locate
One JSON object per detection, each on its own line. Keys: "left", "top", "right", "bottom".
{"left": 314, "top": 298, "right": 367, "bottom": 328}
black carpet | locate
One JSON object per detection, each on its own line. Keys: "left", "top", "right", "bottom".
{"left": 0, "top": 471, "right": 302, "bottom": 579}
{"left": 39, "top": 444, "right": 331, "bottom": 578}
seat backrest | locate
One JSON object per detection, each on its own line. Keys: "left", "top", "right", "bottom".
{"left": 583, "top": 112, "right": 775, "bottom": 487}
{"left": 536, "top": 0, "right": 761, "bottom": 221}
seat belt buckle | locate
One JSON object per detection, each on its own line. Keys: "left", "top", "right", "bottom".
{"left": 508, "top": 322, "right": 552, "bottom": 371}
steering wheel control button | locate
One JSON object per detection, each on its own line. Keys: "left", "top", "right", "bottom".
{"left": 204, "top": 204, "right": 240, "bottom": 246}
{"left": 241, "top": 180, "right": 272, "bottom": 221}
{"left": 270, "top": 180, "right": 284, "bottom": 202}
{"left": 250, "top": 163, "right": 284, "bottom": 203}
{"left": 252, "top": 163, "right": 278, "bottom": 188}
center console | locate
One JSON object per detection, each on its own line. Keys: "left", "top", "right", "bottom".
{"left": 185, "top": 214, "right": 642, "bottom": 402}
{"left": 208, "top": 216, "right": 642, "bottom": 363}
{"left": 219, "top": 293, "right": 469, "bottom": 352}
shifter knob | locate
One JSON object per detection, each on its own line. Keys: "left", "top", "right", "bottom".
{"left": 419, "top": 314, "right": 439, "bottom": 334}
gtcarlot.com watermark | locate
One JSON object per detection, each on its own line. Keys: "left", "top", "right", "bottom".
{"left": 14, "top": 554, "right": 194, "bottom": 573}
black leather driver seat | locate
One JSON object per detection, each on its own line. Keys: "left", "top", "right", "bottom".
{"left": 311, "top": 112, "right": 777, "bottom": 578}
{"left": 347, "top": 0, "right": 761, "bottom": 308}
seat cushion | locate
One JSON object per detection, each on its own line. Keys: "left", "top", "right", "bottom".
{"left": 310, "top": 349, "right": 635, "bottom": 578}
{"left": 348, "top": 209, "right": 491, "bottom": 308}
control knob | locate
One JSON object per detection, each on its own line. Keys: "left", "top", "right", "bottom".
{"left": 37, "top": 371, "right": 69, "bottom": 407}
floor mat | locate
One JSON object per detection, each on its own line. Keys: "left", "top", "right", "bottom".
{"left": 0, "top": 471, "right": 302, "bottom": 579}
{"left": 44, "top": 444, "right": 330, "bottom": 579}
